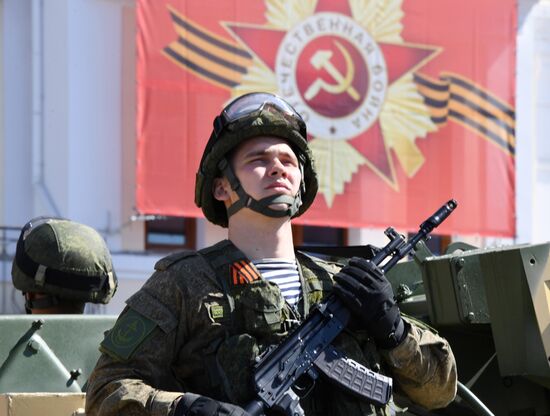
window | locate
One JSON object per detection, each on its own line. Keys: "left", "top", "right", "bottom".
{"left": 293, "top": 225, "right": 348, "bottom": 247}
{"left": 292, "top": 225, "right": 348, "bottom": 261}
{"left": 145, "top": 217, "right": 196, "bottom": 250}
{"left": 410, "top": 233, "right": 451, "bottom": 256}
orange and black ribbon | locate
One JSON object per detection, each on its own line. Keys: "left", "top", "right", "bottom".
{"left": 230, "top": 260, "right": 261, "bottom": 286}
{"left": 414, "top": 72, "right": 515, "bottom": 156}
{"left": 164, "top": 5, "right": 253, "bottom": 89}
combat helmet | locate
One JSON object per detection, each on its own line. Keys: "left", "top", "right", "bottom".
{"left": 195, "top": 92, "right": 318, "bottom": 227}
{"left": 12, "top": 217, "right": 118, "bottom": 310}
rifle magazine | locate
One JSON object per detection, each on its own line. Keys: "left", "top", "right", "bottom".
{"left": 313, "top": 344, "right": 392, "bottom": 407}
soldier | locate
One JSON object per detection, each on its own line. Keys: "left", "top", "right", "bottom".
{"left": 85, "top": 92, "right": 457, "bottom": 416}
{"left": 12, "top": 216, "right": 118, "bottom": 314}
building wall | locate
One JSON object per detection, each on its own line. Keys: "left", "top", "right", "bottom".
{"left": 0, "top": 0, "right": 4, "bottom": 225}
{"left": 1, "top": 0, "right": 549, "bottom": 315}
{"left": 0, "top": 0, "right": 147, "bottom": 315}
{"left": 516, "top": 0, "right": 550, "bottom": 244}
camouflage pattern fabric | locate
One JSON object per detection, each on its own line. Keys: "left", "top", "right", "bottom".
{"left": 85, "top": 240, "right": 456, "bottom": 416}
{"left": 12, "top": 217, "right": 117, "bottom": 303}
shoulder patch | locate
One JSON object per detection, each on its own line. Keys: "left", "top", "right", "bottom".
{"left": 154, "top": 250, "right": 197, "bottom": 271}
{"left": 100, "top": 308, "right": 157, "bottom": 361}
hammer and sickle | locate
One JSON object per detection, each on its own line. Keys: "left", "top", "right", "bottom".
{"left": 304, "top": 40, "right": 360, "bottom": 101}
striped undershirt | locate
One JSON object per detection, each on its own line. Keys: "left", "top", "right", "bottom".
{"left": 252, "top": 258, "right": 301, "bottom": 307}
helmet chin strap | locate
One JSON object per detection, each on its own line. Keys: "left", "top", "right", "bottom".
{"left": 23, "top": 292, "right": 60, "bottom": 313}
{"left": 218, "top": 158, "right": 303, "bottom": 220}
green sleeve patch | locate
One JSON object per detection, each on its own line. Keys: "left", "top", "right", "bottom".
{"left": 100, "top": 308, "right": 157, "bottom": 361}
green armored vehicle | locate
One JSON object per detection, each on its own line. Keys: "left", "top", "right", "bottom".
{"left": 0, "top": 315, "right": 116, "bottom": 415}
{"left": 1, "top": 238, "right": 550, "bottom": 415}
{"left": 387, "top": 240, "right": 550, "bottom": 415}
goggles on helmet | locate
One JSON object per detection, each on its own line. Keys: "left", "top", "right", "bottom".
{"left": 212, "top": 92, "right": 307, "bottom": 140}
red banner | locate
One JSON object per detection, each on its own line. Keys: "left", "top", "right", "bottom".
{"left": 136, "top": 0, "right": 516, "bottom": 237}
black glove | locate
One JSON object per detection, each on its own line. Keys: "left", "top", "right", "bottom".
{"left": 333, "top": 257, "right": 406, "bottom": 349}
{"left": 173, "top": 393, "right": 251, "bottom": 416}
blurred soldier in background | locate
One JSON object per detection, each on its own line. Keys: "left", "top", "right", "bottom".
{"left": 11, "top": 216, "right": 118, "bottom": 314}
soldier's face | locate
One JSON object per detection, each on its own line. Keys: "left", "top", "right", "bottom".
{"left": 220, "top": 136, "right": 302, "bottom": 211}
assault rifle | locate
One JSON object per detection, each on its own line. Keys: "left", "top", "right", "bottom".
{"left": 244, "top": 199, "right": 458, "bottom": 416}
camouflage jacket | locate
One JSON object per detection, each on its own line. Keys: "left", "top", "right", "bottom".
{"left": 85, "top": 240, "right": 457, "bottom": 416}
